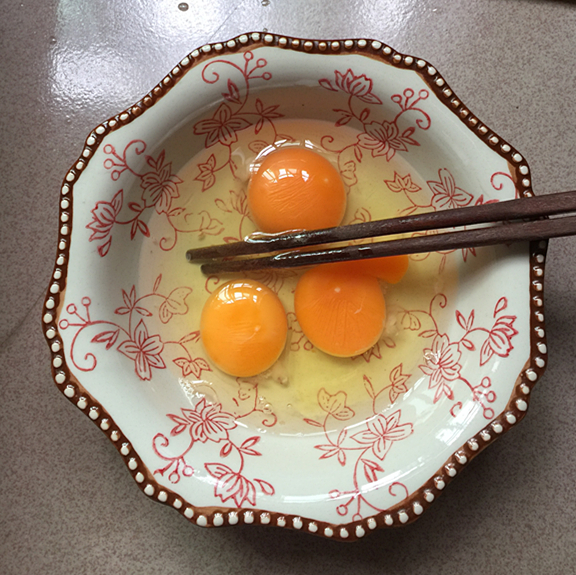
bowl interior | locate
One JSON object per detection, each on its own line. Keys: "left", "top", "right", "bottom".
{"left": 53, "top": 39, "right": 540, "bottom": 531}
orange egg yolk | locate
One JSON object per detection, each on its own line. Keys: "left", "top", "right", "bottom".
{"left": 248, "top": 147, "right": 346, "bottom": 233}
{"left": 327, "top": 254, "right": 409, "bottom": 284}
{"left": 200, "top": 279, "right": 288, "bottom": 377}
{"left": 294, "top": 264, "right": 386, "bottom": 358}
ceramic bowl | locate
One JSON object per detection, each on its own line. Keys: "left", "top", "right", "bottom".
{"left": 43, "top": 33, "right": 547, "bottom": 540}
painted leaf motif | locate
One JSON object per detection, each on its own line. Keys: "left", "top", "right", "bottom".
{"left": 179, "top": 331, "right": 201, "bottom": 344}
{"left": 173, "top": 357, "right": 211, "bottom": 378}
{"left": 159, "top": 287, "right": 192, "bottom": 323}
{"left": 319, "top": 78, "right": 337, "bottom": 91}
{"left": 168, "top": 414, "right": 189, "bottom": 436}
{"left": 315, "top": 444, "right": 347, "bottom": 466}
{"left": 254, "top": 479, "right": 275, "bottom": 496}
{"left": 220, "top": 441, "right": 233, "bottom": 457}
{"left": 361, "top": 458, "right": 384, "bottom": 483}
{"left": 239, "top": 436, "right": 261, "bottom": 457}
{"left": 91, "top": 329, "right": 120, "bottom": 350}
{"left": 349, "top": 207, "right": 371, "bottom": 225}
{"left": 384, "top": 172, "right": 421, "bottom": 194}
{"left": 494, "top": 296, "right": 508, "bottom": 316}
{"left": 401, "top": 311, "right": 421, "bottom": 331}
{"left": 111, "top": 189, "right": 123, "bottom": 213}
{"left": 223, "top": 79, "right": 242, "bottom": 104}
{"left": 214, "top": 197, "right": 231, "bottom": 213}
{"left": 248, "top": 140, "right": 269, "bottom": 154}
{"left": 97, "top": 238, "right": 112, "bottom": 257}
{"left": 363, "top": 375, "right": 375, "bottom": 399}
{"left": 318, "top": 388, "right": 355, "bottom": 420}
{"left": 198, "top": 210, "right": 224, "bottom": 236}
{"left": 304, "top": 418, "right": 323, "bottom": 428}
{"left": 205, "top": 462, "right": 231, "bottom": 479}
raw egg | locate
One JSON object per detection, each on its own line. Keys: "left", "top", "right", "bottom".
{"left": 294, "top": 264, "right": 386, "bottom": 358}
{"left": 247, "top": 147, "right": 346, "bottom": 233}
{"left": 200, "top": 279, "right": 288, "bottom": 377}
{"left": 326, "top": 254, "right": 409, "bottom": 284}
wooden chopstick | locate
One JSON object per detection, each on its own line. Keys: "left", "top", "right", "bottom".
{"left": 198, "top": 214, "right": 576, "bottom": 274}
{"left": 186, "top": 190, "right": 576, "bottom": 262}
{"left": 185, "top": 190, "right": 576, "bottom": 275}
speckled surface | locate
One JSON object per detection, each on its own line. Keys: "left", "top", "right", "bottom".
{"left": 2, "top": 1, "right": 576, "bottom": 573}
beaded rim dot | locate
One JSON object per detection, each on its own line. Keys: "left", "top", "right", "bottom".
{"left": 42, "top": 31, "right": 547, "bottom": 542}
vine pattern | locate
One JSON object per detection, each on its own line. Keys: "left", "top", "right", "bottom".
{"left": 303, "top": 294, "right": 518, "bottom": 518}
{"left": 192, "top": 50, "right": 285, "bottom": 190}
{"left": 87, "top": 141, "right": 224, "bottom": 255}
{"left": 153, "top": 398, "right": 275, "bottom": 508}
{"left": 304, "top": 384, "right": 413, "bottom": 520}
{"left": 58, "top": 275, "right": 211, "bottom": 381}
{"left": 319, "top": 69, "right": 431, "bottom": 186}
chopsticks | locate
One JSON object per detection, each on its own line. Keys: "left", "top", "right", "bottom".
{"left": 186, "top": 190, "right": 576, "bottom": 274}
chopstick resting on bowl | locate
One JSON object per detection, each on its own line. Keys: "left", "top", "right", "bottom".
{"left": 186, "top": 190, "right": 576, "bottom": 274}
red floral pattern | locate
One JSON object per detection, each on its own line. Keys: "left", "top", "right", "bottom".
{"left": 86, "top": 190, "right": 123, "bottom": 256}
{"left": 58, "top": 276, "right": 210, "bottom": 382}
{"left": 319, "top": 69, "right": 383, "bottom": 104}
{"left": 420, "top": 334, "right": 462, "bottom": 402}
{"left": 301, "top": 291, "right": 518, "bottom": 518}
{"left": 357, "top": 120, "right": 419, "bottom": 161}
{"left": 191, "top": 51, "right": 282, "bottom": 189}
{"left": 319, "top": 76, "right": 431, "bottom": 173}
{"left": 305, "top": 385, "right": 414, "bottom": 519}
{"left": 117, "top": 319, "right": 165, "bottom": 381}
{"left": 428, "top": 169, "right": 473, "bottom": 210}
{"left": 351, "top": 411, "right": 413, "bottom": 460}
{"left": 178, "top": 399, "right": 236, "bottom": 443}
{"left": 87, "top": 141, "right": 223, "bottom": 255}
{"left": 193, "top": 103, "right": 252, "bottom": 148}
{"left": 140, "top": 151, "right": 183, "bottom": 214}
{"left": 152, "top": 398, "right": 276, "bottom": 508}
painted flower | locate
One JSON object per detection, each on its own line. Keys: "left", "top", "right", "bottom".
{"left": 357, "top": 121, "right": 418, "bottom": 161}
{"left": 205, "top": 463, "right": 257, "bottom": 507}
{"left": 254, "top": 98, "right": 283, "bottom": 133}
{"left": 389, "top": 364, "right": 411, "bottom": 404}
{"left": 140, "top": 151, "right": 183, "bottom": 214}
{"left": 86, "top": 189, "right": 123, "bottom": 256}
{"left": 351, "top": 410, "right": 413, "bottom": 460}
{"left": 419, "top": 334, "right": 462, "bottom": 402}
{"left": 194, "top": 154, "right": 217, "bottom": 192}
{"left": 480, "top": 315, "right": 518, "bottom": 365}
{"left": 319, "top": 69, "right": 383, "bottom": 104}
{"left": 181, "top": 398, "right": 236, "bottom": 443}
{"left": 193, "top": 103, "right": 251, "bottom": 148}
{"left": 384, "top": 172, "right": 422, "bottom": 194}
{"left": 428, "top": 169, "right": 473, "bottom": 211}
{"left": 118, "top": 319, "right": 166, "bottom": 380}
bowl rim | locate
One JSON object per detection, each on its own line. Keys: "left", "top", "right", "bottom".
{"left": 43, "top": 31, "right": 548, "bottom": 541}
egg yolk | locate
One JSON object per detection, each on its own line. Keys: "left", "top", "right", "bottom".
{"left": 326, "top": 254, "right": 409, "bottom": 284}
{"left": 200, "top": 279, "right": 288, "bottom": 377}
{"left": 248, "top": 147, "right": 346, "bottom": 233}
{"left": 294, "top": 264, "right": 386, "bottom": 358}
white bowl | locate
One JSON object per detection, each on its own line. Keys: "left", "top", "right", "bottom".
{"left": 44, "top": 33, "right": 547, "bottom": 540}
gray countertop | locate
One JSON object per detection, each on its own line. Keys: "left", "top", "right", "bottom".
{"left": 2, "top": 1, "right": 576, "bottom": 573}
